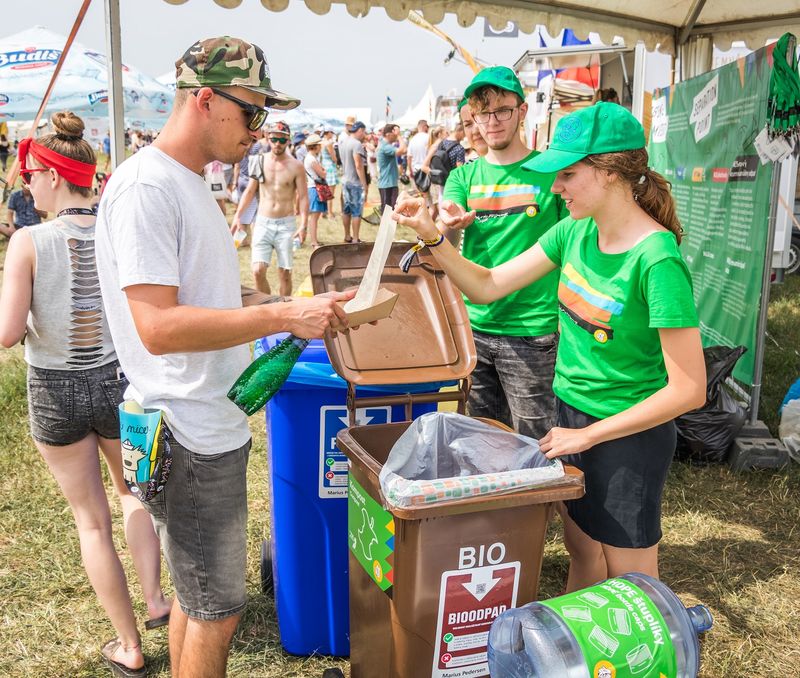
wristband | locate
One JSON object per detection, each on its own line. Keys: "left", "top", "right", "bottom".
{"left": 400, "top": 233, "right": 445, "bottom": 273}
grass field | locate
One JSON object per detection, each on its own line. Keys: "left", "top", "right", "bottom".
{"left": 1, "top": 188, "right": 799, "bottom": 677}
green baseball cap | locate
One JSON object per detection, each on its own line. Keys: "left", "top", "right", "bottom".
{"left": 175, "top": 36, "right": 300, "bottom": 111}
{"left": 463, "top": 66, "right": 525, "bottom": 102}
{"left": 524, "top": 102, "right": 646, "bottom": 173}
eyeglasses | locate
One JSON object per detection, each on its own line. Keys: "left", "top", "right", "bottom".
{"left": 20, "top": 166, "right": 49, "bottom": 185}
{"left": 194, "top": 87, "right": 269, "bottom": 131}
{"left": 269, "top": 137, "right": 288, "bottom": 144}
{"left": 473, "top": 106, "right": 519, "bottom": 124}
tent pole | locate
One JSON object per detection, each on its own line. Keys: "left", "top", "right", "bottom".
{"left": 631, "top": 43, "right": 646, "bottom": 122}
{"left": 749, "top": 165, "right": 781, "bottom": 425}
{"left": 104, "top": 0, "right": 125, "bottom": 170}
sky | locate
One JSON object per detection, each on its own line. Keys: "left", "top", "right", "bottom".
{"left": 2, "top": 0, "right": 654, "bottom": 120}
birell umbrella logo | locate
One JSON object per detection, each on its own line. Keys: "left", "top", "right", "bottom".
{"left": 88, "top": 90, "right": 109, "bottom": 107}
{"left": 0, "top": 47, "right": 61, "bottom": 70}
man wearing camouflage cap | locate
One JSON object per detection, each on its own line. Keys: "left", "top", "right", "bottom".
{"left": 96, "top": 37, "right": 352, "bottom": 677}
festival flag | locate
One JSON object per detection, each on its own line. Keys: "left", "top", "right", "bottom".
{"left": 386, "top": 95, "right": 392, "bottom": 119}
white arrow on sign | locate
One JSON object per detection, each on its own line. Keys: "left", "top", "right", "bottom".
{"left": 462, "top": 568, "right": 501, "bottom": 602}
{"left": 339, "top": 410, "right": 376, "bottom": 427}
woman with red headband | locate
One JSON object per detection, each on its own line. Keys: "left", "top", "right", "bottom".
{"left": 0, "top": 111, "right": 170, "bottom": 677}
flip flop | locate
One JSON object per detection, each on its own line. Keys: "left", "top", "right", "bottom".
{"left": 344, "top": 236, "right": 353, "bottom": 243}
{"left": 101, "top": 639, "right": 147, "bottom": 678}
{"left": 144, "top": 612, "right": 170, "bottom": 630}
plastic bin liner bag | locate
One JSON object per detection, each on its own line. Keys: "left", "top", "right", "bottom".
{"left": 378, "top": 412, "right": 573, "bottom": 509}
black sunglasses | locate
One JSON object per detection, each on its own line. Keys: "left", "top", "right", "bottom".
{"left": 194, "top": 87, "right": 269, "bottom": 131}
{"left": 269, "top": 137, "right": 288, "bottom": 144}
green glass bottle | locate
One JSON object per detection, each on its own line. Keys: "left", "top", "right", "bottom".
{"left": 228, "top": 334, "right": 310, "bottom": 415}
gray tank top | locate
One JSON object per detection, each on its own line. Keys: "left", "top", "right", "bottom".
{"left": 25, "top": 217, "right": 117, "bottom": 370}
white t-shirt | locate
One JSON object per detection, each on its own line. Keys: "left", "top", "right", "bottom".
{"left": 407, "top": 131, "right": 430, "bottom": 172}
{"left": 304, "top": 152, "right": 323, "bottom": 182}
{"left": 95, "top": 146, "right": 251, "bottom": 454}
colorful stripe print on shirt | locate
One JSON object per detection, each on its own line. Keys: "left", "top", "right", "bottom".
{"left": 558, "top": 262, "right": 625, "bottom": 343}
{"left": 467, "top": 183, "right": 541, "bottom": 220}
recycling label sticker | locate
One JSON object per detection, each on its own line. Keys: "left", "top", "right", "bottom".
{"left": 319, "top": 405, "right": 390, "bottom": 498}
{"left": 431, "top": 562, "right": 520, "bottom": 678}
{"left": 540, "top": 578, "right": 678, "bottom": 678}
{"left": 347, "top": 474, "right": 395, "bottom": 596}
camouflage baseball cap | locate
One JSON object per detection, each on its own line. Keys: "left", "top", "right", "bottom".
{"left": 175, "top": 36, "right": 300, "bottom": 110}
{"left": 268, "top": 121, "right": 290, "bottom": 135}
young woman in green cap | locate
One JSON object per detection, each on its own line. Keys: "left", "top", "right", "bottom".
{"left": 393, "top": 102, "right": 706, "bottom": 591}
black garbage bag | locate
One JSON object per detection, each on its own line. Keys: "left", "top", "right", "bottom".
{"left": 675, "top": 345, "right": 748, "bottom": 464}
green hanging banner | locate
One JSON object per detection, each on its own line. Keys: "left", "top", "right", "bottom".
{"left": 648, "top": 42, "right": 780, "bottom": 386}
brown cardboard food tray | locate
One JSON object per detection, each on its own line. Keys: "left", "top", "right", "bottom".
{"left": 309, "top": 242, "right": 476, "bottom": 385}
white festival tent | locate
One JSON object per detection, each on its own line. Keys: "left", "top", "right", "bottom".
{"left": 391, "top": 84, "right": 437, "bottom": 129}
{"left": 0, "top": 26, "right": 173, "bottom": 126}
{"left": 98, "top": 0, "right": 800, "bottom": 164}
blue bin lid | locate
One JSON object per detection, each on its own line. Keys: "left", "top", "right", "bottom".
{"left": 282, "top": 361, "right": 452, "bottom": 392}
{"left": 256, "top": 333, "right": 329, "bottom": 363}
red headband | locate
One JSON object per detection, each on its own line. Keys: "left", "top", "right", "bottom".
{"left": 18, "top": 137, "right": 96, "bottom": 188}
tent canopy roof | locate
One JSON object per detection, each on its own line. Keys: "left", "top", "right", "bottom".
{"left": 161, "top": 0, "right": 800, "bottom": 54}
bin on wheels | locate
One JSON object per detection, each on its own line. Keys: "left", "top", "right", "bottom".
{"left": 259, "top": 333, "right": 451, "bottom": 657}
{"left": 338, "top": 422, "right": 583, "bottom": 678}
{"left": 304, "top": 243, "right": 585, "bottom": 677}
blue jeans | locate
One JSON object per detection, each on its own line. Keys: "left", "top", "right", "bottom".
{"left": 343, "top": 182, "right": 364, "bottom": 217}
{"left": 467, "top": 330, "right": 558, "bottom": 440}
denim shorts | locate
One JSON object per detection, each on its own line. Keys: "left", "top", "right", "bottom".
{"left": 27, "top": 360, "right": 128, "bottom": 446}
{"left": 467, "top": 331, "right": 558, "bottom": 440}
{"left": 558, "top": 398, "right": 676, "bottom": 549}
{"left": 343, "top": 182, "right": 365, "bottom": 217}
{"left": 142, "top": 428, "right": 251, "bottom": 620}
{"left": 251, "top": 214, "right": 295, "bottom": 270}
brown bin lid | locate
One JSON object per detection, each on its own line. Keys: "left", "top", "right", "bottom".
{"left": 309, "top": 242, "right": 476, "bottom": 385}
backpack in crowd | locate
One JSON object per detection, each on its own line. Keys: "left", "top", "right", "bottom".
{"left": 429, "top": 140, "right": 457, "bottom": 186}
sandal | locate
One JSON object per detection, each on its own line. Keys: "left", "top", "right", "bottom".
{"left": 144, "top": 612, "right": 170, "bottom": 630}
{"left": 344, "top": 236, "right": 353, "bottom": 243}
{"left": 101, "top": 638, "right": 147, "bottom": 678}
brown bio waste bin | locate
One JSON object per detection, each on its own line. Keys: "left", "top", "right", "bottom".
{"left": 310, "top": 242, "right": 585, "bottom": 678}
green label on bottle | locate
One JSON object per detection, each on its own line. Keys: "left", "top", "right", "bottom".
{"left": 348, "top": 474, "right": 395, "bottom": 596}
{"left": 540, "top": 578, "right": 677, "bottom": 678}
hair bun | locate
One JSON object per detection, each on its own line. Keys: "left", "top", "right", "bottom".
{"left": 50, "top": 110, "right": 85, "bottom": 141}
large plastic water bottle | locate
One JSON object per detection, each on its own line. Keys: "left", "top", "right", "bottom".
{"left": 487, "top": 573, "right": 712, "bottom": 678}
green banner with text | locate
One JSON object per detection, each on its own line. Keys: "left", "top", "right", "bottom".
{"left": 648, "top": 44, "right": 777, "bottom": 385}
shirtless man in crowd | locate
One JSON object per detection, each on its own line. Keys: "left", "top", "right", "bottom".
{"left": 232, "top": 120, "right": 306, "bottom": 296}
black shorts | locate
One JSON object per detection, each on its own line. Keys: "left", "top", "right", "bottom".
{"left": 558, "top": 398, "right": 675, "bottom": 549}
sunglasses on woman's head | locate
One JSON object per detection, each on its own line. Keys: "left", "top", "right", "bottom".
{"left": 193, "top": 87, "right": 269, "bottom": 131}
{"left": 20, "top": 166, "right": 49, "bottom": 185}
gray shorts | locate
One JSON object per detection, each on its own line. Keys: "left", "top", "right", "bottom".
{"left": 142, "top": 429, "right": 251, "bottom": 620}
{"left": 251, "top": 214, "right": 295, "bottom": 269}
{"left": 27, "top": 360, "right": 127, "bottom": 446}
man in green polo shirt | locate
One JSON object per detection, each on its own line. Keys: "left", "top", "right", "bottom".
{"left": 441, "top": 66, "right": 566, "bottom": 439}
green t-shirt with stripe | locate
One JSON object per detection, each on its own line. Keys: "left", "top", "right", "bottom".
{"left": 539, "top": 217, "right": 699, "bottom": 418}
{"left": 442, "top": 151, "right": 566, "bottom": 336}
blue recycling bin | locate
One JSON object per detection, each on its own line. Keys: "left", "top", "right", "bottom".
{"left": 258, "top": 334, "right": 451, "bottom": 656}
